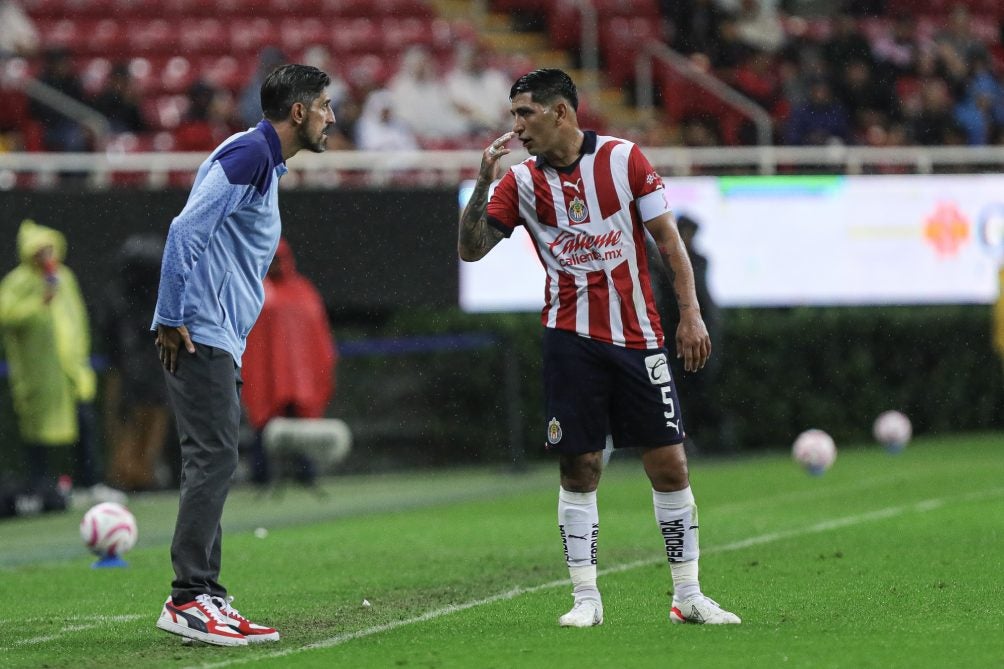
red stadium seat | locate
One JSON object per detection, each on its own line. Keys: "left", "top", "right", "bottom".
{"left": 179, "top": 19, "right": 228, "bottom": 56}
{"left": 331, "top": 18, "right": 380, "bottom": 53}
{"left": 228, "top": 18, "right": 280, "bottom": 54}
{"left": 279, "top": 18, "right": 330, "bottom": 53}
{"left": 601, "top": 17, "right": 663, "bottom": 86}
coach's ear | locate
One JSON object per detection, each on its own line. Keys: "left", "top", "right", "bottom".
{"left": 290, "top": 101, "right": 306, "bottom": 126}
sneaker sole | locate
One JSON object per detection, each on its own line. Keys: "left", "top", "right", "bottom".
{"left": 156, "top": 617, "right": 248, "bottom": 646}
{"left": 245, "top": 631, "right": 281, "bottom": 643}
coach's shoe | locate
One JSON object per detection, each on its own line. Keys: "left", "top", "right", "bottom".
{"left": 211, "top": 596, "right": 280, "bottom": 643}
{"left": 670, "top": 594, "right": 741, "bottom": 625}
{"left": 156, "top": 594, "right": 248, "bottom": 646}
{"left": 559, "top": 598, "right": 604, "bottom": 628}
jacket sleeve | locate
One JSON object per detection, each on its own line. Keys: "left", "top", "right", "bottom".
{"left": 0, "top": 269, "right": 48, "bottom": 329}
{"left": 152, "top": 161, "right": 255, "bottom": 327}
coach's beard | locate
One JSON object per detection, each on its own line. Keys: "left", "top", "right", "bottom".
{"left": 299, "top": 123, "right": 330, "bottom": 153}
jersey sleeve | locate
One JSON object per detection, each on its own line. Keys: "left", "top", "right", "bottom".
{"left": 627, "top": 144, "right": 672, "bottom": 222}
{"left": 485, "top": 169, "right": 521, "bottom": 238}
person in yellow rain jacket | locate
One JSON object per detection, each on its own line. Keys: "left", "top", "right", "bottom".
{"left": 0, "top": 219, "right": 121, "bottom": 512}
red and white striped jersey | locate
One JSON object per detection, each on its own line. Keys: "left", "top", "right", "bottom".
{"left": 486, "top": 131, "right": 671, "bottom": 349}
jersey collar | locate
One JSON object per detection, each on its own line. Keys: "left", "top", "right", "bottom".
{"left": 257, "top": 119, "right": 286, "bottom": 168}
{"left": 534, "top": 130, "right": 596, "bottom": 173}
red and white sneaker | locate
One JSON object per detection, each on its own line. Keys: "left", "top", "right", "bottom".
{"left": 211, "top": 596, "right": 280, "bottom": 643}
{"left": 156, "top": 594, "right": 248, "bottom": 646}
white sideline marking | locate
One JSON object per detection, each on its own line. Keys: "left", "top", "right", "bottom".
{"left": 188, "top": 487, "right": 1004, "bottom": 669}
{"left": 3, "top": 614, "right": 144, "bottom": 648}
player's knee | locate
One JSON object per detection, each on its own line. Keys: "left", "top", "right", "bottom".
{"left": 559, "top": 452, "right": 602, "bottom": 492}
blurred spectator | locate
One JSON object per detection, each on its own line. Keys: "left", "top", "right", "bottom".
{"left": 100, "top": 234, "right": 171, "bottom": 492}
{"left": 389, "top": 46, "right": 468, "bottom": 142}
{"left": 681, "top": 117, "right": 723, "bottom": 146}
{"left": 783, "top": 78, "right": 851, "bottom": 145}
{"left": 841, "top": 0, "right": 885, "bottom": 16}
{"left": 954, "top": 57, "right": 1004, "bottom": 146}
{"left": 710, "top": 17, "right": 754, "bottom": 70}
{"left": 354, "top": 89, "right": 419, "bottom": 151}
{"left": 823, "top": 14, "right": 874, "bottom": 67}
{"left": 733, "top": 0, "right": 786, "bottom": 54}
{"left": 0, "top": 0, "right": 38, "bottom": 57}
{"left": 872, "top": 14, "right": 920, "bottom": 80}
{"left": 446, "top": 42, "right": 512, "bottom": 134}
{"left": 241, "top": 238, "right": 337, "bottom": 485}
{"left": 935, "top": 5, "right": 987, "bottom": 65}
{"left": 0, "top": 219, "right": 123, "bottom": 512}
{"left": 834, "top": 57, "right": 898, "bottom": 137}
{"left": 907, "top": 77, "right": 963, "bottom": 145}
{"left": 663, "top": 0, "right": 729, "bottom": 57}
{"left": 734, "top": 52, "right": 782, "bottom": 111}
{"left": 30, "top": 48, "right": 90, "bottom": 151}
{"left": 91, "top": 63, "right": 147, "bottom": 134}
{"left": 173, "top": 80, "right": 234, "bottom": 152}
{"left": 238, "top": 46, "right": 286, "bottom": 128}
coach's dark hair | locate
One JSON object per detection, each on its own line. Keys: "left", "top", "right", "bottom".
{"left": 510, "top": 68, "right": 578, "bottom": 111}
{"left": 260, "top": 64, "right": 331, "bottom": 121}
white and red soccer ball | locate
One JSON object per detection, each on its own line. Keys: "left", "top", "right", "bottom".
{"left": 873, "top": 410, "right": 912, "bottom": 453}
{"left": 80, "top": 502, "right": 137, "bottom": 558}
{"left": 792, "top": 429, "right": 837, "bottom": 475}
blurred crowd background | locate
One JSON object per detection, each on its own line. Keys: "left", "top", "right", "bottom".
{"left": 2, "top": 0, "right": 1004, "bottom": 156}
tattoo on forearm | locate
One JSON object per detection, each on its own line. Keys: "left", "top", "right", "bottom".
{"left": 459, "top": 179, "right": 503, "bottom": 259}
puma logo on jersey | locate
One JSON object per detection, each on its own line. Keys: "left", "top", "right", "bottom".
{"left": 562, "top": 178, "right": 582, "bottom": 192}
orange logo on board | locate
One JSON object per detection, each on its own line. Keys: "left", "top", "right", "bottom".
{"left": 923, "top": 202, "right": 969, "bottom": 257}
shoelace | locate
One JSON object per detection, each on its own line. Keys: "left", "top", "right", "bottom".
{"left": 194, "top": 594, "right": 237, "bottom": 626}
{"left": 214, "top": 595, "right": 249, "bottom": 622}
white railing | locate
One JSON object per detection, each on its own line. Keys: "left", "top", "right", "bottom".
{"left": 4, "top": 145, "right": 1004, "bottom": 189}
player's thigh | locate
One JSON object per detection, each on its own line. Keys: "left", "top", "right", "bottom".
{"left": 542, "top": 329, "right": 610, "bottom": 455}
{"left": 609, "top": 347, "right": 686, "bottom": 449}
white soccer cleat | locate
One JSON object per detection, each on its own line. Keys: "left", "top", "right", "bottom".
{"left": 559, "top": 598, "right": 604, "bottom": 628}
{"left": 670, "top": 594, "right": 741, "bottom": 625}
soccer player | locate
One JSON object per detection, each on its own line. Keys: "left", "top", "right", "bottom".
{"left": 458, "top": 69, "right": 740, "bottom": 627}
{"left": 152, "top": 64, "right": 335, "bottom": 646}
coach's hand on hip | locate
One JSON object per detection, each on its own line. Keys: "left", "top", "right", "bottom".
{"left": 156, "top": 324, "right": 196, "bottom": 374}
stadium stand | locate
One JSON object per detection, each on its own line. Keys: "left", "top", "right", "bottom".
{"left": 4, "top": 0, "right": 1004, "bottom": 155}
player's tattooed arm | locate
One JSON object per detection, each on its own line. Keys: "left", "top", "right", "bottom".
{"left": 458, "top": 175, "right": 505, "bottom": 261}
{"left": 458, "top": 132, "right": 515, "bottom": 262}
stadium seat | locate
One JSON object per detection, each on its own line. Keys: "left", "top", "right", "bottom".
{"left": 601, "top": 17, "right": 663, "bottom": 87}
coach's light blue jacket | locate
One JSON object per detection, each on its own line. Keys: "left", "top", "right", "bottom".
{"left": 151, "top": 120, "right": 287, "bottom": 365}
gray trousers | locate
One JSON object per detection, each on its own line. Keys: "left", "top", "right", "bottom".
{"left": 162, "top": 343, "right": 242, "bottom": 604}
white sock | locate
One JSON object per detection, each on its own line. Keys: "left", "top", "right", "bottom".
{"left": 652, "top": 486, "right": 701, "bottom": 602}
{"left": 558, "top": 487, "right": 600, "bottom": 601}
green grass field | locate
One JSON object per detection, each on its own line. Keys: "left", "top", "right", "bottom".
{"left": 2, "top": 434, "right": 1002, "bottom": 669}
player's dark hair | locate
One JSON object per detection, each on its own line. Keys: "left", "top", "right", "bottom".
{"left": 509, "top": 68, "right": 578, "bottom": 111}
{"left": 260, "top": 64, "right": 331, "bottom": 121}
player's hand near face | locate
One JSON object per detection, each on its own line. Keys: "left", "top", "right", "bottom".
{"left": 156, "top": 324, "right": 195, "bottom": 374}
{"left": 481, "top": 131, "right": 515, "bottom": 177}
{"left": 676, "top": 311, "right": 711, "bottom": 373}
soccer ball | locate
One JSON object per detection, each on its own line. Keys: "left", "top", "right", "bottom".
{"left": 792, "top": 429, "right": 837, "bottom": 475}
{"left": 80, "top": 502, "right": 138, "bottom": 558}
{"left": 873, "top": 410, "right": 912, "bottom": 453}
